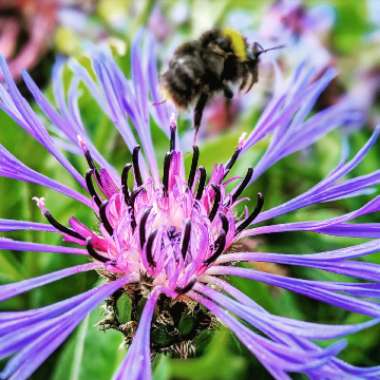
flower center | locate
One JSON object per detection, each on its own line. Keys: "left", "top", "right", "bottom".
{"left": 36, "top": 127, "right": 264, "bottom": 297}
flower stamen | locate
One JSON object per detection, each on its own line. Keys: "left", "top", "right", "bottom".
{"left": 146, "top": 230, "right": 158, "bottom": 268}
{"left": 170, "top": 124, "right": 176, "bottom": 152}
{"left": 132, "top": 146, "right": 143, "bottom": 187}
{"left": 99, "top": 200, "right": 114, "bottom": 236}
{"left": 220, "top": 214, "right": 229, "bottom": 234}
{"left": 139, "top": 207, "right": 153, "bottom": 249}
{"left": 85, "top": 169, "right": 102, "bottom": 207}
{"left": 44, "top": 210, "right": 85, "bottom": 241}
{"left": 195, "top": 166, "right": 207, "bottom": 200}
{"left": 121, "top": 163, "right": 133, "bottom": 204}
{"left": 205, "top": 233, "right": 227, "bottom": 265}
{"left": 86, "top": 238, "right": 110, "bottom": 263}
{"left": 224, "top": 146, "right": 242, "bottom": 178}
{"left": 83, "top": 146, "right": 102, "bottom": 184}
{"left": 129, "top": 187, "right": 144, "bottom": 230}
{"left": 236, "top": 192, "right": 264, "bottom": 234}
{"left": 181, "top": 221, "right": 192, "bottom": 260}
{"left": 209, "top": 185, "right": 221, "bottom": 221}
{"left": 231, "top": 167, "right": 254, "bottom": 203}
{"left": 188, "top": 145, "right": 200, "bottom": 189}
{"left": 163, "top": 151, "right": 173, "bottom": 195}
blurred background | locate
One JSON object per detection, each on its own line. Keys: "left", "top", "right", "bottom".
{"left": 0, "top": 0, "right": 380, "bottom": 379}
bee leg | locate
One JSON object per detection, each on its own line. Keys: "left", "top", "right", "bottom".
{"left": 239, "top": 71, "right": 249, "bottom": 92}
{"left": 222, "top": 83, "right": 233, "bottom": 99}
{"left": 241, "top": 72, "right": 253, "bottom": 94}
{"left": 193, "top": 92, "right": 209, "bottom": 136}
{"left": 245, "top": 68, "right": 258, "bottom": 94}
{"left": 225, "top": 98, "right": 233, "bottom": 125}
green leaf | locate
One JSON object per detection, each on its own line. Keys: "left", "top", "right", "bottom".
{"left": 69, "top": 314, "right": 89, "bottom": 380}
{"left": 153, "top": 356, "right": 171, "bottom": 380}
{"left": 169, "top": 329, "right": 246, "bottom": 380}
{"left": 332, "top": 0, "right": 371, "bottom": 54}
{"left": 0, "top": 253, "right": 24, "bottom": 282}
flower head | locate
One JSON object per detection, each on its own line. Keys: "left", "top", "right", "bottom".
{"left": 0, "top": 34, "right": 380, "bottom": 380}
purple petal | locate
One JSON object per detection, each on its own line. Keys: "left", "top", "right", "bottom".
{"left": 0, "top": 57, "right": 86, "bottom": 188}
{"left": 0, "top": 275, "right": 135, "bottom": 380}
{"left": 204, "top": 276, "right": 380, "bottom": 379}
{"left": 147, "top": 37, "right": 172, "bottom": 135}
{"left": 243, "top": 194, "right": 380, "bottom": 239}
{"left": 0, "top": 144, "right": 92, "bottom": 207}
{"left": 131, "top": 31, "right": 150, "bottom": 128}
{"left": 102, "top": 50, "right": 159, "bottom": 180}
{"left": 113, "top": 288, "right": 161, "bottom": 380}
{"left": 208, "top": 266, "right": 380, "bottom": 317}
{"left": 0, "top": 262, "right": 97, "bottom": 302}
{"left": 0, "top": 276, "right": 134, "bottom": 332}
{"left": 190, "top": 290, "right": 346, "bottom": 374}
{"left": 317, "top": 223, "right": 380, "bottom": 238}
{"left": 218, "top": 249, "right": 380, "bottom": 282}
{"left": 91, "top": 54, "right": 139, "bottom": 150}
{"left": 23, "top": 68, "right": 119, "bottom": 183}
{"left": 0, "top": 219, "right": 56, "bottom": 232}
{"left": 194, "top": 283, "right": 379, "bottom": 340}
{"left": 253, "top": 128, "right": 379, "bottom": 224}
{"left": 5, "top": 320, "right": 78, "bottom": 380}
{"left": 236, "top": 238, "right": 380, "bottom": 264}
{"left": 0, "top": 237, "right": 87, "bottom": 255}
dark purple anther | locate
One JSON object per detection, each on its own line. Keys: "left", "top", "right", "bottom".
{"left": 209, "top": 185, "right": 221, "bottom": 222}
{"left": 86, "top": 238, "right": 110, "bottom": 263}
{"left": 188, "top": 145, "right": 199, "bottom": 189}
{"left": 181, "top": 221, "right": 192, "bottom": 259}
{"left": 236, "top": 192, "right": 264, "bottom": 234}
{"left": 231, "top": 167, "right": 254, "bottom": 203}
{"left": 204, "top": 233, "right": 227, "bottom": 265}
{"left": 224, "top": 147, "right": 242, "bottom": 177}
{"left": 132, "top": 146, "right": 143, "bottom": 187}
{"left": 85, "top": 169, "right": 102, "bottom": 207}
{"left": 139, "top": 207, "right": 153, "bottom": 249}
{"left": 146, "top": 229, "right": 158, "bottom": 268}
{"left": 196, "top": 167, "right": 207, "bottom": 200}
{"left": 121, "top": 163, "right": 133, "bottom": 204}
{"left": 99, "top": 200, "right": 114, "bottom": 236}
{"left": 170, "top": 125, "right": 176, "bottom": 152}
{"left": 163, "top": 151, "right": 173, "bottom": 195}
{"left": 43, "top": 210, "right": 85, "bottom": 241}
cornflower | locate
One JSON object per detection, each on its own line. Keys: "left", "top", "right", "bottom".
{"left": 0, "top": 35, "right": 380, "bottom": 379}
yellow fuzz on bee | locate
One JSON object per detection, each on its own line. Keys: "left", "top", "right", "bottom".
{"left": 222, "top": 28, "right": 247, "bottom": 61}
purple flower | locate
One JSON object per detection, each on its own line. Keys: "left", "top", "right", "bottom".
{"left": 257, "top": 0, "right": 335, "bottom": 70}
{"left": 0, "top": 34, "right": 380, "bottom": 380}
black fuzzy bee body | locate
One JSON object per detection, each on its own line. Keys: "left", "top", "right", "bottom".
{"left": 161, "top": 28, "right": 275, "bottom": 134}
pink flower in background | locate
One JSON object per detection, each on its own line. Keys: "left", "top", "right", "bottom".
{"left": 0, "top": 0, "right": 58, "bottom": 79}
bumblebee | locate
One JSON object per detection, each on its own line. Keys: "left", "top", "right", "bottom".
{"left": 161, "top": 28, "right": 281, "bottom": 135}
